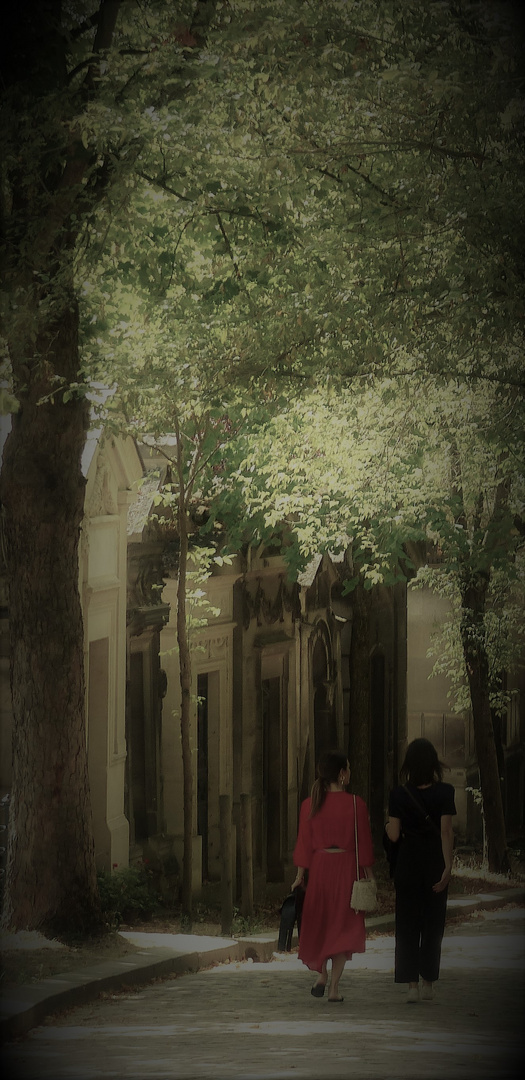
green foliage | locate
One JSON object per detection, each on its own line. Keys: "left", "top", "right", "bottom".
{"left": 0, "top": 389, "right": 19, "bottom": 415}
{"left": 207, "top": 377, "right": 433, "bottom": 574}
{"left": 413, "top": 561, "right": 525, "bottom": 714}
{"left": 5, "top": 2, "right": 523, "bottom": 451}
{"left": 97, "top": 866, "right": 160, "bottom": 927}
{"left": 197, "top": 374, "right": 525, "bottom": 719}
{"left": 76, "top": 0, "right": 523, "bottom": 400}
{"left": 3, "top": 1, "right": 524, "bottom": 399}
{"left": 231, "top": 907, "right": 264, "bottom": 936}
{"left": 465, "top": 786, "right": 483, "bottom": 808}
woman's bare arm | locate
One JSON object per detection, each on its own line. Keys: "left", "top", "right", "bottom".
{"left": 385, "top": 816, "right": 401, "bottom": 842}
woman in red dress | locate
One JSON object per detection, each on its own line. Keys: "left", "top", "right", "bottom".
{"left": 291, "top": 750, "right": 374, "bottom": 1001}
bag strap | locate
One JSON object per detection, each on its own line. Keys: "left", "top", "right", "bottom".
{"left": 403, "top": 784, "right": 441, "bottom": 837}
{"left": 353, "top": 794, "right": 361, "bottom": 880}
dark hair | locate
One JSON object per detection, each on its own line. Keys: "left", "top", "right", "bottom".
{"left": 310, "top": 750, "right": 348, "bottom": 817}
{"left": 400, "top": 738, "right": 445, "bottom": 786}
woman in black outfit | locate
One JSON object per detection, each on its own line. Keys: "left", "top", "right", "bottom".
{"left": 385, "top": 738, "right": 456, "bottom": 1003}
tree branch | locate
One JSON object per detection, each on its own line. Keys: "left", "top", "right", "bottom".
{"left": 69, "top": 12, "right": 100, "bottom": 42}
{"left": 84, "top": 0, "right": 122, "bottom": 93}
{"left": 216, "top": 214, "right": 241, "bottom": 279}
{"left": 138, "top": 172, "right": 194, "bottom": 203}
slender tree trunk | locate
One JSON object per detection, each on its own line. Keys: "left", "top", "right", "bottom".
{"left": 220, "top": 793, "right": 233, "bottom": 935}
{"left": 176, "top": 501, "right": 193, "bottom": 920}
{"left": 0, "top": 302, "right": 101, "bottom": 934}
{"left": 459, "top": 572, "right": 510, "bottom": 874}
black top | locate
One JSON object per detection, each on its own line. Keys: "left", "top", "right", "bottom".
{"left": 389, "top": 782, "right": 456, "bottom": 835}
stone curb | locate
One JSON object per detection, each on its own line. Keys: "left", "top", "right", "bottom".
{"left": 2, "top": 886, "right": 523, "bottom": 1043}
{"left": 447, "top": 885, "right": 525, "bottom": 918}
{"left": 362, "top": 886, "right": 525, "bottom": 935}
{"left": 1, "top": 937, "right": 257, "bottom": 1042}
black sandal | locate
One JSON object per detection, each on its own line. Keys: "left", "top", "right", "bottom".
{"left": 311, "top": 984, "right": 326, "bottom": 998}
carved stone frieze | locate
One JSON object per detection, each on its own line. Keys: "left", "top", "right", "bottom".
{"left": 193, "top": 633, "right": 229, "bottom": 660}
{"left": 87, "top": 450, "right": 118, "bottom": 517}
{"left": 127, "top": 543, "right": 170, "bottom": 635}
{"left": 241, "top": 576, "right": 301, "bottom": 630}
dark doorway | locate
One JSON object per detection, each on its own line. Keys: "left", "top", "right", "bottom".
{"left": 370, "top": 653, "right": 386, "bottom": 838}
{"left": 262, "top": 676, "right": 283, "bottom": 881}
{"left": 197, "top": 672, "right": 209, "bottom": 881}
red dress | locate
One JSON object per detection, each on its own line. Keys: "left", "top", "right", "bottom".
{"left": 293, "top": 791, "right": 374, "bottom": 973}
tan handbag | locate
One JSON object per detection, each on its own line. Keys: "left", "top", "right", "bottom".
{"left": 350, "top": 795, "right": 377, "bottom": 912}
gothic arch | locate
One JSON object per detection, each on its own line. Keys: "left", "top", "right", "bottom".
{"left": 311, "top": 620, "right": 337, "bottom": 765}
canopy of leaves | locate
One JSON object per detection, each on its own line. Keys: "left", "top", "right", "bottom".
{"left": 63, "top": 0, "right": 525, "bottom": 413}
{"left": 2, "top": 0, "right": 523, "bottom": 683}
{"left": 200, "top": 373, "right": 524, "bottom": 711}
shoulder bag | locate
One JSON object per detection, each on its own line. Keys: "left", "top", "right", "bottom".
{"left": 384, "top": 786, "right": 440, "bottom": 876}
{"left": 403, "top": 784, "right": 442, "bottom": 837}
{"left": 350, "top": 795, "right": 377, "bottom": 912}
{"left": 383, "top": 784, "right": 441, "bottom": 877}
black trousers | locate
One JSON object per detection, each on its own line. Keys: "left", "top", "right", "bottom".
{"left": 394, "top": 838, "right": 448, "bottom": 983}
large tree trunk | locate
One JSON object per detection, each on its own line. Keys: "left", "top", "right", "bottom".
{"left": 0, "top": 0, "right": 126, "bottom": 937}
{"left": 0, "top": 301, "right": 102, "bottom": 933}
{"left": 460, "top": 572, "right": 510, "bottom": 874}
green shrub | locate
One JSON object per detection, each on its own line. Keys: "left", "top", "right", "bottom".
{"left": 97, "top": 866, "right": 160, "bottom": 927}
{"left": 231, "top": 907, "right": 264, "bottom": 936}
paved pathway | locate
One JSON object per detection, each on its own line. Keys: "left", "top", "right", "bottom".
{"left": 3, "top": 908, "right": 524, "bottom": 1080}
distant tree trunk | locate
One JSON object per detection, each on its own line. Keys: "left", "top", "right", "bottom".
{"left": 459, "top": 571, "right": 510, "bottom": 874}
{"left": 0, "top": 300, "right": 101, "bottom": 934}
{"left": 176, "top": 495, "right": 193, "bottom": 920}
